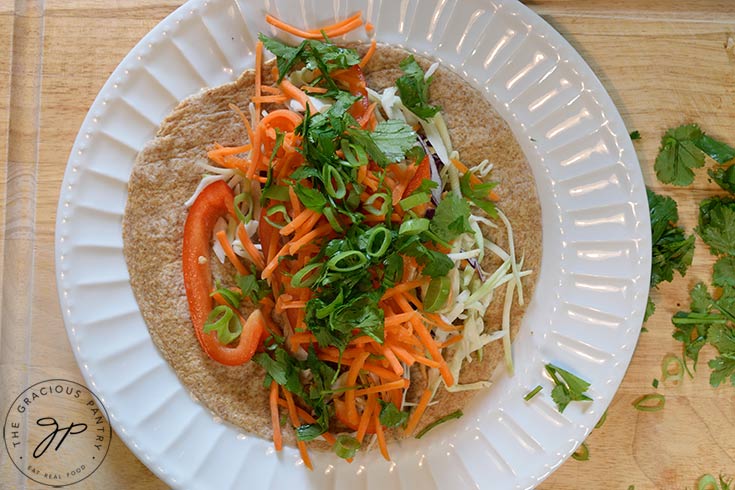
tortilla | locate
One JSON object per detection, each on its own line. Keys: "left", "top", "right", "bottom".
{"left": 122, "top": 44, "right": 542, "bottom": 446}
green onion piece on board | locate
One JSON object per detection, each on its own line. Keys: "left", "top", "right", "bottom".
{"left": 571, "top": 442, "right": 589, "bottom": 461}
{"left": 631, "top": 393, "right": 665, "bottom": 412}
{"left": 660, "top": 354, "right": 684, "bottom": 387}
{"left": 333, "top": 434, "right": 361, "bottom": 459}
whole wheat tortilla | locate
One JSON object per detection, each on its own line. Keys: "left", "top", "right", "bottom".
{"left": 122, "top": 44, "right": 542, "bottom": 446}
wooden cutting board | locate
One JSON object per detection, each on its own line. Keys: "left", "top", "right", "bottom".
{"left": 1, "top": 1, "right": 733, "bottom": 488}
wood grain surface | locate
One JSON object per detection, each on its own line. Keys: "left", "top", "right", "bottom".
{"left": 1, "top": 1, "right": 733, "bottom": 488}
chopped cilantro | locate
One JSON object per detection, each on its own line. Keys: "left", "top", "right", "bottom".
{"left": 708, "top": 165, "right": 735, "bottom": 194}
{"left": 459, "top": 171, "right": 498, "bottom": 218}
{"left": 430, "top": 193, "right": 472, "bottom": 242}
{"left": 545, "top": 363, "right": 592, "bottom": 413}
{"left": 647, "top": 188, "right": 695, "bottom": 320}
{"left": 379, "top": 400, "right": 409, "bottom": 428}
{"left": 395, "top": 55, "right": 441, "bottom": 120}
{"left": 369, "top": 120, "right": 418, "bottom": 163}
{"left": 714, "top": 256, "right": 735, "bottom": 288}
{"left": 654, "top": 123, "right": 735, "bottom": 185}
{"left": 697, "top": 196, "right": 735, "bottom": 256}
{"left": 629, "top": 130, "right": 641, "bottom": 140}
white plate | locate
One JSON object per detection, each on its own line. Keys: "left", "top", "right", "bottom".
{"left": 55, "top": 0, "right": 650, "bottom": 488}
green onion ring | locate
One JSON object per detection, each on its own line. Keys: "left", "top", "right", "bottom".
{"left": 399, "top": 218, "right": 430, "bottom": 235}
{"left": 631, "top": 393, "right": 665, "bottom": 412}
{"left": 661, "top": 354, "right": 684, "bottom": 386}
{"left": 333, "top": 434, "right": 361, "bottom": 459}
{"left": 365, "top": 226, "right": 391, "bottom": 258}
{"left": 317, "top": 289, "right": 344, "bottom": 319}
{"left": 340, "top": 139, "right": 367, "bottom": 168}
{"left": 233, "top": 192, "right": 253, "bottom": 223}
{"left": 264, "top": 204, "right": 291, "bottom": 229}
{"left": 323, "top": 206, "right": 344, "bottom": 233}
{"left": 291, "top": 263, "right": 322, "bottom": 288}
{"left": 202, "top": 305, "right": 242, "bottom": 345}
{"left": 323, "top": 165, "right": 346, "bottom": 199}
{"left": 399, "top": 192, "right": 430, "bottom": 211}
{"left": 364, "top": 193, "right": 390, "bottom": 216}
{"left": 697, "top": 474, "right": 718, "bottom": 490}
{"left": 327, "top": 250, "right": 368, "bottom": 272}
{"left": 571, "top": 442, "right": 590, "bottom": 461}
{"left": 594, "top": 409, "right": 608, "bottom": 429}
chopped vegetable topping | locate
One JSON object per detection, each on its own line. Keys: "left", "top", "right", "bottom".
{"left": 180, "top": 12, "right": 532, "bottom": 467}
{"left": 545, "top": 363, "right": 592, "bottom": 413}
{"left": 631, "top": 393, "right": 665, "bottom": 412}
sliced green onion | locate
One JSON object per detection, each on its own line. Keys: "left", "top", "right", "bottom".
{"left": 399, "top": 218, "right": 430, "bottom": 235}
{"left": 323, "top": 165, "right": 346, "bottom": 199}
{"left": 424, "top": 275, "right": 451, "bottom": 312}
{"left": 697, "top": 474, "right": 718, "bottom": 490}
{"left": 661, "top": 354, "right": 684, "bottom": 386}
{"left": 317, "top": 289, "right": 344, "bottom": 319}
{"left": 399, "top": 192, "right": 430, "bottom": 210}
{"left": 415, "top": 409, "right": 463, "bottom": 439}
{"left": 652, "top": 378, "right": 659, "bottom": 388}
{"left": 261, "top": 185, "right": 290, "bottom": 202}
{"left": 341, "top": 139, "right": 368, "bottom": 168}
{"left": 264, "top": 204, "right": 291, "bottom": 229}
{"left": 594, "top": 409, "right": 608, "bottom": 429}
{"left": 327, "top": 250, "right": 368, "bottom": 272}
{"left": 202, "top": 305, "right": 242, "bottom": 345}
{"left": 333, "top": 434, "right": 361, "bottom": 459}
{"left": 233, "top": 192, "right": 253, "bottom": 223}
{"left": 632, "top": 393, "right": 665, "bottom": 412}
{"left": 523, "top": 385, "right": 543, "bottom": 401}
{"left": 345, "top": 187, "right": 362, "bottom": 211}
{"left": 291, "top": 263, "right": 322, "bottom": 288}
{"left": 364, "top": 192, "right": 390, "bottom": 216}
{"left": 571, "top": 442, "right": 589, "bottom": 461}
{"left": 365, "top": 226, "right": 391, "bottom": 258}
{"left": 323, "top": 206, "right": 344, "bottom": 233}
{"left": 210, "top": 285, "right": 241, "bottom": 308}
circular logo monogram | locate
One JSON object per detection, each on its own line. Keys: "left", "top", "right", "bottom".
{"left": 3, "top": 379, "right": 112, "bottom": 487}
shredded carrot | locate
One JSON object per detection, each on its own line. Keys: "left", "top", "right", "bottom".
{"left": 360, "top": 38, "right": 377, "bottom": 68}
{"left": 265, "top": 13, "right": 364, "bottom": 40}
{"left": 373, "top": 408, "right": 390, "bottom": 461}
{"left": 403, "top": 389, "right": 431, "bottom": 436}
{"left": 345, "top": 351, "right": 371, "bottom": 425}
{"left": 381, "top": 345, "right": 404, "bottom": 376}
{"left": 251, "top": 95, "right": 289, "bottom": 104}
{"left": 255, "top": 41, "right": 263, "bottom": 126}
{"left": 365, "top": 22, "right": 374, "bottom": 33}
{"left": 381, "top": 279, "right": 429, "bottom": 301}
{"left": 228, "top": 103, "right": 254, "bottom": 142}
{"left": 288, "top": 186, "right": 302, "bottom": 217}
{"left": 387, "top": 343, "right": 416, "bottom": 366}
{"left": 358, "top": 102, "right": 378, "bottom": 128}
{"left": 280, "top": 208, "right": 318, "bottom": 236}
{"left": 261, "top": 243, "right": 290, "bottom": 280}
{"left": 437, "top": 334, "right": 464, "bottom": 348}
{"left": 317, "top": 352, "right": 401, "bottom": 380}
{"left": 279, "top": 78, "right": 318, "bottom": 114}
{"left": 301, "top": 85, "right": 328, "bottom": 94}
{"left": 215, "top": 230, "right": 248, "bottom": 275}
{"left": 260, "top": 85, "right": 282, "bottom": 95}
{"left": 236, "top": 224, "right": 266, "bottom": 271}
{"left": 356, "top": 393, "right": 378, "bottom": 442}
{"left": 282, "top": 388, "right": 313, "bottom": 470}
{"left": 353, "top": 378, "right": 408, "bottom": 397}
{"left": 288, "top": 223, "right": 333, "bottom": 255}
{"left": 270, "top": 382, "right": 283, "bottom": 451}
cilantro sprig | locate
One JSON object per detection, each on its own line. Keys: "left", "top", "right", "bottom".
{"left": 545, "top": 363, "right": 592, "bottom": 413}
{"left": 654, "top": 123, "right": 735, "bottom": 186}
{"left": 395, "top": 55, "right": 441, "bottom": 120}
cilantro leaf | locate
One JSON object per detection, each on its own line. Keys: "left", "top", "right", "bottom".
{"left": 647, "top": 188, "right": 695, "bottom": 288}
{"left": 293, "top": 183, "right": 328, "bottom": 212}
{"left": 329, "top": 295, "right": 385, "bottom": 343}
{"left": 395, "top": 55, "right": 441, "bottom": 120}
{"left": 695, "top": 134, "right": 735, "bottom": 164}
{"left": 672, "top": 283, "right": 725, "bottom": 369}
{"left": 707, "top": 323, "right": 735, "bottom": 354}
{"left": 697, "top": 196, "right": 735, "bottom": 255}
{"left": 545, "top": 364, "right": 592, "bottom": 413}
{"left": 345, "top": 126, "right": 391, "bottom": 167}
{"left": 236, "top": 273, "right": 272, "bottom": 303}
{"left": 708, "top": 353, "right": 735, "bottom": 387}
{"left": 370, "top": 120, "right": 418, "bottom": 163}
{"left": 714, "top": 256, "right": 735, "bottom": 288}
{"left": 654, "top": 124, "right": 706, "bottom": 186}
{"left": 629, "top": 130, "right": 641, "bottom": 140}
{"left": 459, "top": 171, "right": 498, "bottom": 218}
{"left": 644, "top": 297, "right": 656, "bottom": 322}
{"left": 379, "top": 400, "right": 409, "bottom": 428}
{"left": 296, "top": 423, "right": 326, "bottom": 441}
{"left": 258, "top": 34, "right": 305, "bottom": 82}
{"left": 430, "top": 193, "right": 472, "bottom": 242}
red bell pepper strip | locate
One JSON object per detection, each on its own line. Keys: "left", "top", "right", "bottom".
{"left": 402, "top": 155, "right": 431, "bottom": 197}
{"left": 333, "top": 65, "right": 369, "bottom": 119}
{"left": 182, "top": 180, "right": 264, "bottom": 365}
